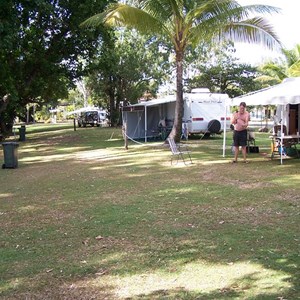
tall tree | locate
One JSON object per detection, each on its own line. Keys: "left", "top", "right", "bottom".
{"left": 0, "top": 0, "right": 111, "bottom": 135}
{"left": 285, "top": 44, "right": 300, "bottom": 77}
{"left": 186, "top": 41, "right": 263, "bottom": 98}
{"left": 83, "top": 0, "right": 280, "bottom": 142}
{"left": 87, "top": 29, "right": 172, "bottom": 125}
{"left": 259, "top": 44, "right": 300, "bottom": 83}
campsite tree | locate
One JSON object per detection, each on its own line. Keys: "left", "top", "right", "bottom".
{"left": 285, "top": 44, "right": 300, "bottom": 77}
{"left": 83, "top": 0, "right": 280, "bottom": 142}
{"left": 0, "top": 0, "right": 111, "bottom": 135}
{"left": 186, "top": 41, "right": 263, "bottom": 98}
{"left": 86, "top": 29, "right": 172, "bottom": 126}
{"left": 259, "top": 44, "right": 300, "bottom": 84}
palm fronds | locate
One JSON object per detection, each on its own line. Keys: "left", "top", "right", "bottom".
{"left": 82, "top": 3, "right": 170, "bottom": 37}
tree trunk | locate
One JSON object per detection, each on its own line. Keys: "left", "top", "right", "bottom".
{"left": 108, "top": 87, "right": 116, "bottom": 127}
{"left": 169, "top": 50, "right": 184, "bottom": 143}
{"left": 0, "top": 95, "right": 11, "bottom": 136}
{"left": 0, "top": 94, "right": 10, "bottom": 114}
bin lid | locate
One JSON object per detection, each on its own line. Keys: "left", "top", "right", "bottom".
{"left": 1, "top": 142, "right": 19, "bottom": 146}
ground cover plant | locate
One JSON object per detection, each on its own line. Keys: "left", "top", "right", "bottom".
{"left": 0, "top": 124, "right": 299, "bottom": 299}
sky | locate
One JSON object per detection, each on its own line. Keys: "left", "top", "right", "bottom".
{"left": 235, "top": 0, "right": 299, "bottom": 65}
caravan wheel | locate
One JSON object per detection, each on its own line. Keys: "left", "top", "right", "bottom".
{"left": 208, "top": 119, "right": 221, "bottom": 133}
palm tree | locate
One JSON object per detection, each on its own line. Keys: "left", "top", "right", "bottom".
{"left": 83, "top": 0, "right": 280, "bottom": 142}
{"left": 284, "top": 44, "right": 300, "bottom": 77}
{"left": 258, "top": 44, "right": 300, "bottom": 84}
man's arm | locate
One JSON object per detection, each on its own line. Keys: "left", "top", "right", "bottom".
{"left": 231, "top": 112, "right": 237, "bottom": 125}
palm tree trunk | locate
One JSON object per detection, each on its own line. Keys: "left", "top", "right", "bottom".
{"left": 169, "top": 50, "right": 184, "bottom": 143}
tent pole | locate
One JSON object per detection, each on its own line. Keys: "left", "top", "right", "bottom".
{"left": 280, "top": 108, "right": 283, "bottom": 165}
{"left": 222, "top": 103, "right": 227, "bottom": 157}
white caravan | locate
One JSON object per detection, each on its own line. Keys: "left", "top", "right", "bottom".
{"left": 122, "top": 88, "right": 230, "bottom": 141}
{"left": 183, "top": 88, "right": 230, "bottom": 137}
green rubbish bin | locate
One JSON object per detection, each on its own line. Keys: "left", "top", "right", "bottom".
{"left": 2, "top": 142, "right": 19, "bottom": 169}
{"left": 19, "top": 125, "right": 26, "bottom": 141}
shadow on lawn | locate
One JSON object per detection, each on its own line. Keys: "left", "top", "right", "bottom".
{"left": 108, "top": 239, "right": 296, "bottom": 299}
{"left": 125, "top": 272, "right": 290, "bottom": 300}
{"left": 126, "top": 282, "right": 253, "bottom": 300}
{"left": 1, "top": 127, "right": 299, "bottom": 299}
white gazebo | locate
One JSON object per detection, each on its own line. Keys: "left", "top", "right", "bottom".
{"left": 232, "top": 77, "right": 300, "bottom": 164}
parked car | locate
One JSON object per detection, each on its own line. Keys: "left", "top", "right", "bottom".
{"left": 77, "top": 110, "right": 106, "bottom": 127}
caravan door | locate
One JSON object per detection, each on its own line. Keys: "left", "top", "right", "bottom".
{"left": 289, "top": 104, "right": 299, "bottom": 134}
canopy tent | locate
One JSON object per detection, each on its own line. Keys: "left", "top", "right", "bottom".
{"left": 232, "top": 77, "right": 300, "bottom": 106}
{"left": 123, "top": 93, "right": 230, "bottom": 144}
{"left": 231, "top": 77, "right": 300, "bottom": 164}
{"left": 122, "top": 96, "right": 176, "bottom": 142}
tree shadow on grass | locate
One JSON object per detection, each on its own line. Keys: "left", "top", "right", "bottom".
{"left": 124, "top": 269, "right": 290, "bottom": 300}
{"left": 1, "top": 128, "right": 299, "bottom": 299}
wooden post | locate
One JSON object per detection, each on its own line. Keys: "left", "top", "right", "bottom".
{"left": 73, "top": 118, "right": 76, "bottom": 131}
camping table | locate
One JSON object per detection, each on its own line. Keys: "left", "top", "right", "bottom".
{"left": 270, "top": 134, "right": 300, "bottom": 158}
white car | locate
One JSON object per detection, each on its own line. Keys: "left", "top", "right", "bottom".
{"left": 78, "top": 110, "right": 106, "bottom": 127}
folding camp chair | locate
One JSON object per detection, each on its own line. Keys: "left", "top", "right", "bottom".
{"left": 247, "top": 129, "right": 259, "bottom": 153}
{"left": 167, "top": 137, "right": 193, "bottom": 165}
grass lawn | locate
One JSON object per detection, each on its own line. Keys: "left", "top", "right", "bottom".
{"left": 0, "top": 123, "right": 299, "bottom": 299}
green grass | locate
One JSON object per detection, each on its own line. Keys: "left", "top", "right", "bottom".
{"left": 0, "top": 123, "right": 299, "bottom": 299}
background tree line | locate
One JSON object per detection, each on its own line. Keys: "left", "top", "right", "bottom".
{"left": 1, "top": 0, "right": 299, "bottom": 138}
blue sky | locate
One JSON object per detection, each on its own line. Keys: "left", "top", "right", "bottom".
{"left": 235, "top": 0, "right": 299, "bottom": 65}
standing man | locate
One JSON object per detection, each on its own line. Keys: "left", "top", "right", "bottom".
{"left": 231, "top": 102, "right": 250, "bottom": 163}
